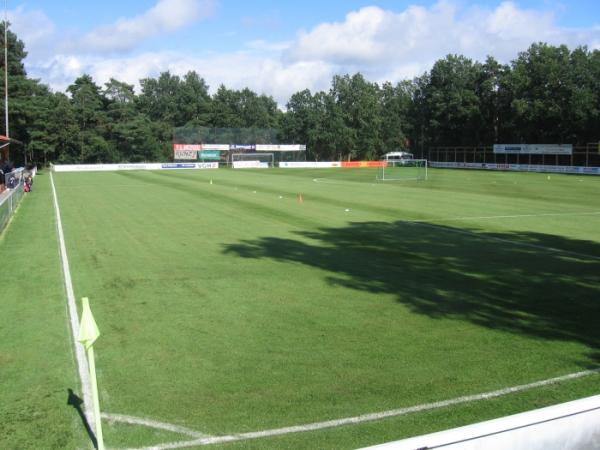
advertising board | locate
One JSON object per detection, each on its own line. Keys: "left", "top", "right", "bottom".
{"left": 493, "top": 144, "right": 573, "bottom": 155}
{"left": 230, "top": 144, "right": 256, "bottom": 151}
{"left": 174, "top": 149, "right": 198, "bottom": 160}
{"left": 232, "top": 161, "right": 268, "bottom": 169}
{"left": 279, "top": 162, "right": 341, "bottom": 168}
{"left": 173, "top": 144, "right": 202, "bottom": 151}
{"left": 256, "top": 144, "right": 307, "bottom": 152}
{"left": 198, "top": 150, "right": 221, "bottom": 160}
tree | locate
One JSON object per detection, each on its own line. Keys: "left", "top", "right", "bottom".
{"left": 330, "top": 73, "right": 382, "bottom": 159}
{"left": 137, "top": 71, "right": 182, "bottom": 125}
{"left": 507, "top": 43, "right": 572, "bottom": 142}
{"left": 422, "top": 55, "right": 483, "bottom": 146}
{"left": 67, "top": 75, "right": 111, "bottom": 162}
{"left": 380, "top": 81, "right": 413, "bottom": 152}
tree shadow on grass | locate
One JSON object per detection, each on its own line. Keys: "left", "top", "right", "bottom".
{"left": 224, "top": 221, "right": 600, "bottom": 365}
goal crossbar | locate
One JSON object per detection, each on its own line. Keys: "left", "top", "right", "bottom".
{"left": 377, "top": 159, "right": 428, "bottom": 181}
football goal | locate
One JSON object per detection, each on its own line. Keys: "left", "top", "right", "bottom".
{"left": 378, "top": 159, "right": 428, "bottom": 181}
{"left": 231, "top": 153, "right": 274, "bottom": 168}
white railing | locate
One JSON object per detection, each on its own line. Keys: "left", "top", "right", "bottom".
{"left": 361, "top": 394, "right": 600, "bottom": 450}
{"left": 0, "top": 167, "right": 36, "bottom": 234}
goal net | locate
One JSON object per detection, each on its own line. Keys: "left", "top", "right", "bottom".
{"left": 378, "top": 159, "right": 428, "bottom": 181}
{"left": 231, "top": 153, "right": 274, "bottom": 169}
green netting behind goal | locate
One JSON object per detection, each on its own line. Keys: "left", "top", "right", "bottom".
{"left": 378, "top": 159, "right": 428, "bottom": 181}
{"left": 173, "top": 126, "right": 280, "bottom": 145}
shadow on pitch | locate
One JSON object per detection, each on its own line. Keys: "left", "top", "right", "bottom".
{"left": 224, "top": 220, "right": 600, "bottom": 365}
{"left": 67, "top": 389, "right": 98, "bottom": 449}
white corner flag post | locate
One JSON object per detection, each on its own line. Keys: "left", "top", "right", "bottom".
{"left": 78, "top": 297, "right": 105, "bottom": 450}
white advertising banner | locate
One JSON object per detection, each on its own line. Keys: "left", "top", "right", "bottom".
{"left": 202, "top": 144, "right": 230, "bottom": 151}
{"left": 161, "top": 163, "right": 218, "bottom": 170}
{"left": 493, "top": 144, "right": 573, "bottom": 155}
{"left": 52, "top": 163, "right": 218, "bottom": 172}
{"left": 279, "top": 161, "right": 341, "bottom": 168}
{"left": 256, "top": 144, "right": 307, "bottom": 152}
{"left": 429, "top": 161, "right": 600, "bottom": 175}
{"left": 52, "top": 164, "right": 159, "bottom": 172}
{"left": 232, "top": 161, "right": 269, "bottom": 169}
{"left": 174, "top": 149, "right": 198, "bottom": 160}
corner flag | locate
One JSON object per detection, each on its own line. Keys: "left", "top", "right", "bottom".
{"left": 79, "top": 297, "right": 100, "bottom": 350}
{"left": 78, "top": 297, "right": 105, "bottom": 450}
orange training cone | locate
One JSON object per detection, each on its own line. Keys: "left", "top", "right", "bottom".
{"left": 297, "top": 193, "right": 304, "bottom": 204}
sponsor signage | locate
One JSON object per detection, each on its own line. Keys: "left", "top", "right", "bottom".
{"left": 493, "top": 144, "right": 573, "bottom": 155}
{"left": 173, "top": 143, "right": 307, "bottom": 152}
{"left": 279, "top": 162, "right": 341, "bottom": 168}
{"left": 174, "top": 149, "right": 198, "bottom": 160}
{"left": 342, "top": 161, "right": 387, "bottom": 168}
{"left": 202, "top": 144, "right": 230, "bottom": 151}
{"left": 173, "top": 143, "right": 202, "bottom": 151}
{"left": 230, "top": 144, "right": 256, "bottom": 151}
{"left": 161, "top": 163, "right": 219, "bottom": 169}
{"left": 52, "top": 163, "right": 219, "bottom": 172}
{"left": 198, "top": 150, "right": 220, "bottom": 160}
{"left": 196, "top": 162, "right": 219, "bottom": 169}
{"left": 162, "top": 163, "right": 197, "bottom": 169}
{"left": 256, "top": 144, "right": 307, "bottom": 152}
{"left": 232, "top": 161, "right": 268, "bottom": 169}
{"left": 429, "top": 161, "right": 600, "bottom": 175}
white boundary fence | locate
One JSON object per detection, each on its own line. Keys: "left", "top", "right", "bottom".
{"left": 51, "top": 163, "right": 218, "bottom": 172}
{"left": 361, "top": 394, "right": 600, "bottom": 450}
{"left": 430, "top": 161, "right": 600, "bottom": 175}
{"left": 279, "top": 161, "right": 342, "bottom": 168}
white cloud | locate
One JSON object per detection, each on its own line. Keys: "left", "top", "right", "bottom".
{"left": 8, "top": 6, "right": 59, "bottom": 61}
{"left": 81, "top": 0, "right": 215, "bottom": 53}
{"left": 285, "top": 1, "right": 600, "bottom": 75}
{"left": 14, "top": 1, "right": 600, "bottom": 107}
{"left": 27, "top": 50, "right": 333, "bottom": 107}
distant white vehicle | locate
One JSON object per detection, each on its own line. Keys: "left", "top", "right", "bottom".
{"left": 384, "top": 151, "right": 414, "bottom": 162}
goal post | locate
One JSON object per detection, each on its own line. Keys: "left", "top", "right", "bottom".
{"left": 231, "top": 153, "right": 275, "bottom": 168}
{"left": 378, "top": 159, "right": 428, "bottom": 181}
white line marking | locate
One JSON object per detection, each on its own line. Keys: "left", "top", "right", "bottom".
{"left": 102, "top": 413, "right": 209, "bottom": 438}
{"left": 409, "top": 220, "right": 600, "bottom": 261}
{"left": 411, "top": 211, "right": 600, "bottom": 223}
{"left": 50, "top": 173, "right": 94, "bottom": 422}
{"left": 118, "top": 369, "right": 600, "bottom": 449}
{"left": 312, "top": 177, "right": 368, "bottom": 185}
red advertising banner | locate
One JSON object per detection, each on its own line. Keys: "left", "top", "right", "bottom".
{"left": 173, "top": 144, "right": 202, "bottom": 151}
{"left": 341, "top": 161, "right": 386, "bottom": 168}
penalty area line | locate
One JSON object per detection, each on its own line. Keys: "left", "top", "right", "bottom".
{"left": 119, "top": 369, "right": 600, "bottom": 450}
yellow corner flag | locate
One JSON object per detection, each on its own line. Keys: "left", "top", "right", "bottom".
{"left": 79, "top": 297, "right": 100, "bottom": 350}
{"left": 78, "top": 297, "right": 105, "bottom": 450}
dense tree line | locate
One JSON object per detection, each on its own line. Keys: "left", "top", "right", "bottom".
{"left": 1, "top": 23, "right": 599, "bottom": 165}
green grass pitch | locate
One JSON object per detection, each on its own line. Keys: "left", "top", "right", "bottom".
{"left": 1, "top": 167, "right": 599, "bottom": 449}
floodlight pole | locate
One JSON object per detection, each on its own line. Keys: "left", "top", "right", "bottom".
{"left": 2, "top": 0, "right": 8, "bottom": 163}
{"left": 4, "top": 0, "right": 8, "bottom": 140}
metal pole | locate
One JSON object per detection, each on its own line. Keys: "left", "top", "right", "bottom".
{"left": 4, "top": 0, "right": 8, "bottom": 139}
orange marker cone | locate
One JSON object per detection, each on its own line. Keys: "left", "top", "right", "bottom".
{"left": 297, "top": 193, "right": 304, "bottom": 204}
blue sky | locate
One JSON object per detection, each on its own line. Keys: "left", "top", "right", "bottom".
{"left": 8, "top": 1, "right": 600, "bottom": 104}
